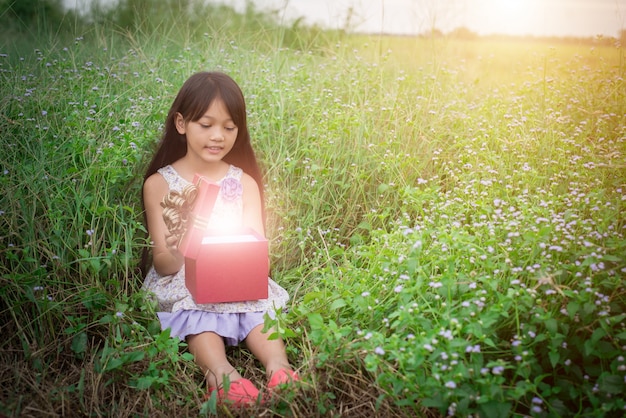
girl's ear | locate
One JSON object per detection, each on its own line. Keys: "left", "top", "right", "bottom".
{"left": 174, "top": 112, "right": 186, "bottom": 134}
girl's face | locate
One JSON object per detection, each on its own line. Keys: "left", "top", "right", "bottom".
{"left": 175, "top": 98, "right": 238, "bottom": 164}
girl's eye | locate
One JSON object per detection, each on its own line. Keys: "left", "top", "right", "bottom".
{"left": 225, "top": 126, "right": 236, "bottom": 131}
{"left": 200, "top": 124, "right": 210, "bottom": 129}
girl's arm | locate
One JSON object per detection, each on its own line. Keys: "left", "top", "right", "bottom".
{"left": 241, "top": 173, "right": 270, "bottom": 275}
{"left": 241, "top": 173, "right": 265, "bottom": 237}
{"left": 144, "top": 173, "right": 185, "bottom": 276}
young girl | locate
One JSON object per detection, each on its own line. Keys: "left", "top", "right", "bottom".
{"left": 141, "top": 71, "right": 298, "bottom": 406}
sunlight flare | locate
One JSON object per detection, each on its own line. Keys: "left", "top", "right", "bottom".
{"left": 479, "top": 0, "right": 541, "bottom": 35}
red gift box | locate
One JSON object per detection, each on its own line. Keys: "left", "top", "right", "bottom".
{"left": 178, "top": 175, "right": 269, "bottom": 304}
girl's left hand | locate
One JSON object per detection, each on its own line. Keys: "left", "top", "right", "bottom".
{"left": 165, "top": 232, "right": 180, "bottom": 253}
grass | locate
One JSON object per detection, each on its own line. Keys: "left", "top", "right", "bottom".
{"left": 1, "top": 1, "right": 625, "bottom": 416}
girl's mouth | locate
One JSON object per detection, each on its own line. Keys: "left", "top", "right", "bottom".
{"left": 204, "top": 146, "right": 223, "bottom": 155}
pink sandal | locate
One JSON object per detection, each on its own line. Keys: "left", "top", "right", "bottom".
{"left": 268, "top": 368, "right": 300, "bottom": 390}
{"left": 208, "top": 378, "right": 260, "bottom": 407}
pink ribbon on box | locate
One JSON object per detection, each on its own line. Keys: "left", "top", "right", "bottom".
{"left": 161, "top": 184, "right": 199, "bottom": 244}
{"left": 161, "top": 175, "right": 220, "bottom": 247}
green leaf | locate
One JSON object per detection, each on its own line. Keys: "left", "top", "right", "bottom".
{"left": 549, "top": 350, "right": 559, "bottom": 368}
{"left": 598, "top": 374, "right": 624, "bottom": 394}
{"left": 566, "top": 301, "right": 579, "bottom": 319}
{"left": 71, "top": 332, "right": 88, "bottom": 356}
{"left": 544, "top": 318, "right": 558, "bottom": 335}
{"left": 601, "top": 254, "right": 623, "bottom": 262}
{"left": 583, "top": 302, "right": 596, "bottom": 317}
{"left": 478, "top": 400, "right": 512, "bottom": 418}
{"left": 279, "top": 327, "right": 296, "bottom": 338}
{"left": 123, "top": 350, "right": 145, "bottom": 364}
{"left": 81, "top": 288, "right": 108, "bottom": 311}
{"left": 303, "top": 291, "right": 323, "bottom": 304}
{"left": 103, "top": 357, "right": 124, "bottom": 372}
{"left": 132, "top": 376, "right": 156, "bottom": 390}
{"left": 330, "top": 298, "right": 347, "bottom": 310}
{"left": 591, "top": 327, "right": 606, "bottom": 344}
{"left": 357, "top": 221, "right": 371, "bottom": 231}
{"left": 483, "top": 338, "right": 497, "bottom": 348}
{"left": 420, "top": 396, "right": 444, "bottom": 409}
{"left": 308, "top": 313, "right": 324, "bottom": 330}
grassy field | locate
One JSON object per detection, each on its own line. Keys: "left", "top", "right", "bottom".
{"left": 1, "top": 2, "right": 625, "bottom": 417}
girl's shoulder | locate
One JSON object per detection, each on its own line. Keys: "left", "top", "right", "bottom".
{"left": 224, "top": 164, "right": 244, "bottom": 180}
{"left": 143, "top": 171, "right": 170, "bottom": 201}
{"left": 224, "top": 164, "right": 254, "bottom": 186}
{"left": 154, "top": 164, "right": 191, "bottom": 192}
{"left": 238, "top": 169, "right": 259, "bottom": 195}
{"left": 144, "top": 170, "right": 167, "bottom": 187}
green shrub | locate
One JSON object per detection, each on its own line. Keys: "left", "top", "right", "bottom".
{"left": 295, "top": 181, "right": 625, "bottom": 416}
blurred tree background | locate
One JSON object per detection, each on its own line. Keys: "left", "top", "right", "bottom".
{"left": 1, "top": 0, "right": 71, "bottom": 30}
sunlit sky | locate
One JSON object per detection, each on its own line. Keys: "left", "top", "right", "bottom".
{"left": 223, "top": 0, "right": 626, "bottom": 38}
{"left": 62, "top": 0, "right": 625, "bottom": 38}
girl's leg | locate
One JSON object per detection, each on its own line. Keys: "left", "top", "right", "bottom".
{"left": 187, "top": 331, "right": 242, "bottom": 389}
{"left": 244, "top": 324, "right": 292, "bottom": 379}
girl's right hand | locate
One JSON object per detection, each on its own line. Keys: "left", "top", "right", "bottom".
{"left": 144, "top": 173, "right": 185, "bottom": 276}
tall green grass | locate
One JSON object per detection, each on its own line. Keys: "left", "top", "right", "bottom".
{"left": 1, "top": 1, "right": 625, "bottom": 416}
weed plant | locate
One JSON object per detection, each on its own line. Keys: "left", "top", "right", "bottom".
{"left": 1, "top": 0, "right": 625, "bottom": 416}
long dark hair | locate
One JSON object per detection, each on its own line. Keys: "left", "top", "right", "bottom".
{"left": 140, "top": 72, "right": 265, "bottom": 274}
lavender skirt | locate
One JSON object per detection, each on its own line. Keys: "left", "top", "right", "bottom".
{"left": 158, "top": 309, "right": 274, "bottom": 346}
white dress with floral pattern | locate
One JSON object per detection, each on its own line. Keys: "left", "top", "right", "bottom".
{"left": 142, "top": 164, "right": 289, "bottom": 314}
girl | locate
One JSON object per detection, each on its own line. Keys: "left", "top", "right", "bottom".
{"left": 141, "top": 71, "right": 298, "bottom": 406}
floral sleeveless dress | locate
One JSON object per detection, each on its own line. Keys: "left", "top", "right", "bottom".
{"left": 142, "top": 165, "right": 290, "bottom": 344}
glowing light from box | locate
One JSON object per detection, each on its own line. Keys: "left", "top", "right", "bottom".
{"left": 201, "top": 235, "right": 258, "bottom": 244}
